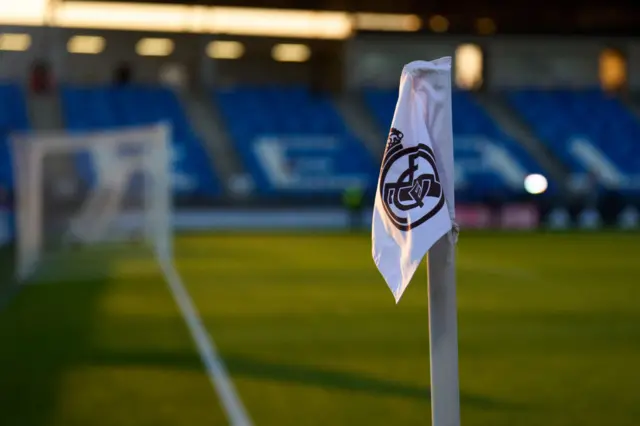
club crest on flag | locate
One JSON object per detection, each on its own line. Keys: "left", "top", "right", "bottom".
{"left": 379, "top": 127, "right": 445, "bottom": 231}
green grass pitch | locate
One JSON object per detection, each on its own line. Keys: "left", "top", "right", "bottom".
{"left": 0, "top": 232, "right": 639, "bottom": 426}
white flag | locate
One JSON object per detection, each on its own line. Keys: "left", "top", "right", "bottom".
{"left": 372, "top": 57, "right": 455, "bottom": 302}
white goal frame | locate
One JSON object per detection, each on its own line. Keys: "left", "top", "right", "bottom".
{"left": 11, "top": 123, "right": 173, "bottom": 282}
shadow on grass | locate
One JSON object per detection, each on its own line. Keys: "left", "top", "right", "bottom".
{"left": 0, "top": 245, "right": 17, "bottom": 310}
{"left": 0, "top": 261, "right": 111, "bottom": 426}
{"left": 87, "top": 350, "right": 523, "bottom": 410}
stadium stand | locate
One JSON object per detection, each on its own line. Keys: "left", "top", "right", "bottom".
{"left": 60, "top": 85, "right": 220, "bottom": 198}
{"left": 214, "top": 85, "right": 378, "bottom": 197}
{"left": 364, "top": 89, "right": 544, "bottom": 201}
{"left": 0, "top": 84, "right": 30, "bottom": 189}
{"left": 507, "top": 89, "right": 640, "bottom": 177}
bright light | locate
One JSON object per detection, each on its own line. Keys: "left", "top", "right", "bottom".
{"left": 54, "top": 2, "right": 190, "bottom": 32}
{"left": 272, "top": 43, "right": 310, "bottom": 62}
{"left": 429, "top": 15, "right": 449, "bottom": 33}
{"left": 207, "top": 8, "right": 352, "bottom": 39}
{"left": 524, "top": 174, "right": 548, "bottom": 195}
{"left": 600, "top": 48, "right": 626, "bottom": 91}
{"left": 0, "top": 0, "right": 47, "bottom": 25}
{"left": 67, "top": 35, "right": 105, "bottom": 54}
{"left": 0, "top": 33, "right": 31, "bottom": 51}
{"left": 135, "top": 38, "right": 174, "bottom": 57}
{"left": 455, "top": 43, "right": 483, "bottom": 90}
{"left": 354, "top": 13, "right": 421, "bottom": 32}
{"left": 207, "top": 41, "right": 244, "bottom": 59}
{"left": 52, "top": 3, "right": 353, "bottom": 38}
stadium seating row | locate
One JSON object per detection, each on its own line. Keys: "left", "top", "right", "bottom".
{"left": 1, "top": 83, "right": 638, "bottom": 202}
{"left": 61, "top": 86, "right": 220, "bottom": 198}
{"left": 507, "top": 89, "right": 640, "bottom": 176}
{"left": 215, "top": 86, "right": 378, "bottom": 197}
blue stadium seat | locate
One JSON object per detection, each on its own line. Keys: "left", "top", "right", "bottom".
{"left": 0, "top": 84, "right": 30, "bottom": 190}
{"left": 507, "top": 89, "right": 640, "bottom": 175}
{"left": 214, "top": 85, "right": 377, "bottom": 196}
{"left": 364, "top": 89, "right": 544, "bottom": 201}
{"left": 61, "top": 85, "right": 220, "bottom": 198}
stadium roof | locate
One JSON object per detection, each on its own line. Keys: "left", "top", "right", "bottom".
{"left": 59, "top": 0, "right": 640, "bottom": 35}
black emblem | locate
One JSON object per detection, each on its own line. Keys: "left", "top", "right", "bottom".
{"left": 387, "top": 127, "right": 404, "bottom": 149}
{"left": 379, "top": 128, "right": 445, "bottom": 231}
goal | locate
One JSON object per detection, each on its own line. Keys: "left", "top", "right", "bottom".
{"left": 11, "top": 123, "right": 172, "bottom": 283}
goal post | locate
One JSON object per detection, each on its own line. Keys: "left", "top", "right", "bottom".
{"left": 11, "top": 123, "right": 173, "bottom": 283}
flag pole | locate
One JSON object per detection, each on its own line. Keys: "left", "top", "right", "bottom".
{"left": 427, "top": 226, "right": 460, "bottom": 426}
{"left": 426, "top": 55, "right": 460, "bottom": 426}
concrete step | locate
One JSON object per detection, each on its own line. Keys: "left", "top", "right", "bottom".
{"left": 332, "top": 92, "right": 384, "bottom": 159}
{"left": 177, "top": 90, "right": 245, "bottom": 195}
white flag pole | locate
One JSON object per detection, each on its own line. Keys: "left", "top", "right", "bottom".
{"left": 426, "top": 56, "right": 460, "bottom": 426}
{"left": 428, "top": 228, "right": 460, "bottom": 426}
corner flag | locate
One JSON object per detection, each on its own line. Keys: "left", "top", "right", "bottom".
{"left": 372, "top": 57, "right": 456, "bottom": 302}
{"left": 371, "top": 57, "right": 461, "bottom": 426}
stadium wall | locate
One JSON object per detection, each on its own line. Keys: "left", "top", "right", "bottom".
{"left": 345, "top": 35, "right": 639, "bottom": 89}
{"left": 0, "top": 204, "right": 538, "bottom": 245}
{"left": 1, "top": 26, "right": 639, "bottom": 90}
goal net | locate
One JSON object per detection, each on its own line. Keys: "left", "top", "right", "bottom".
{"left": 11, "top": 124, "right": 172, "bottom": 283}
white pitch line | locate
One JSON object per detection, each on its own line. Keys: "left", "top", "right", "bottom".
{"left": 160, "top": 261, "right": 253, "bottom": 426}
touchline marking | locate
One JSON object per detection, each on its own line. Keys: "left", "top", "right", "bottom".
{"left": 161, "top": 261, "right": 253, "bottom": 426}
